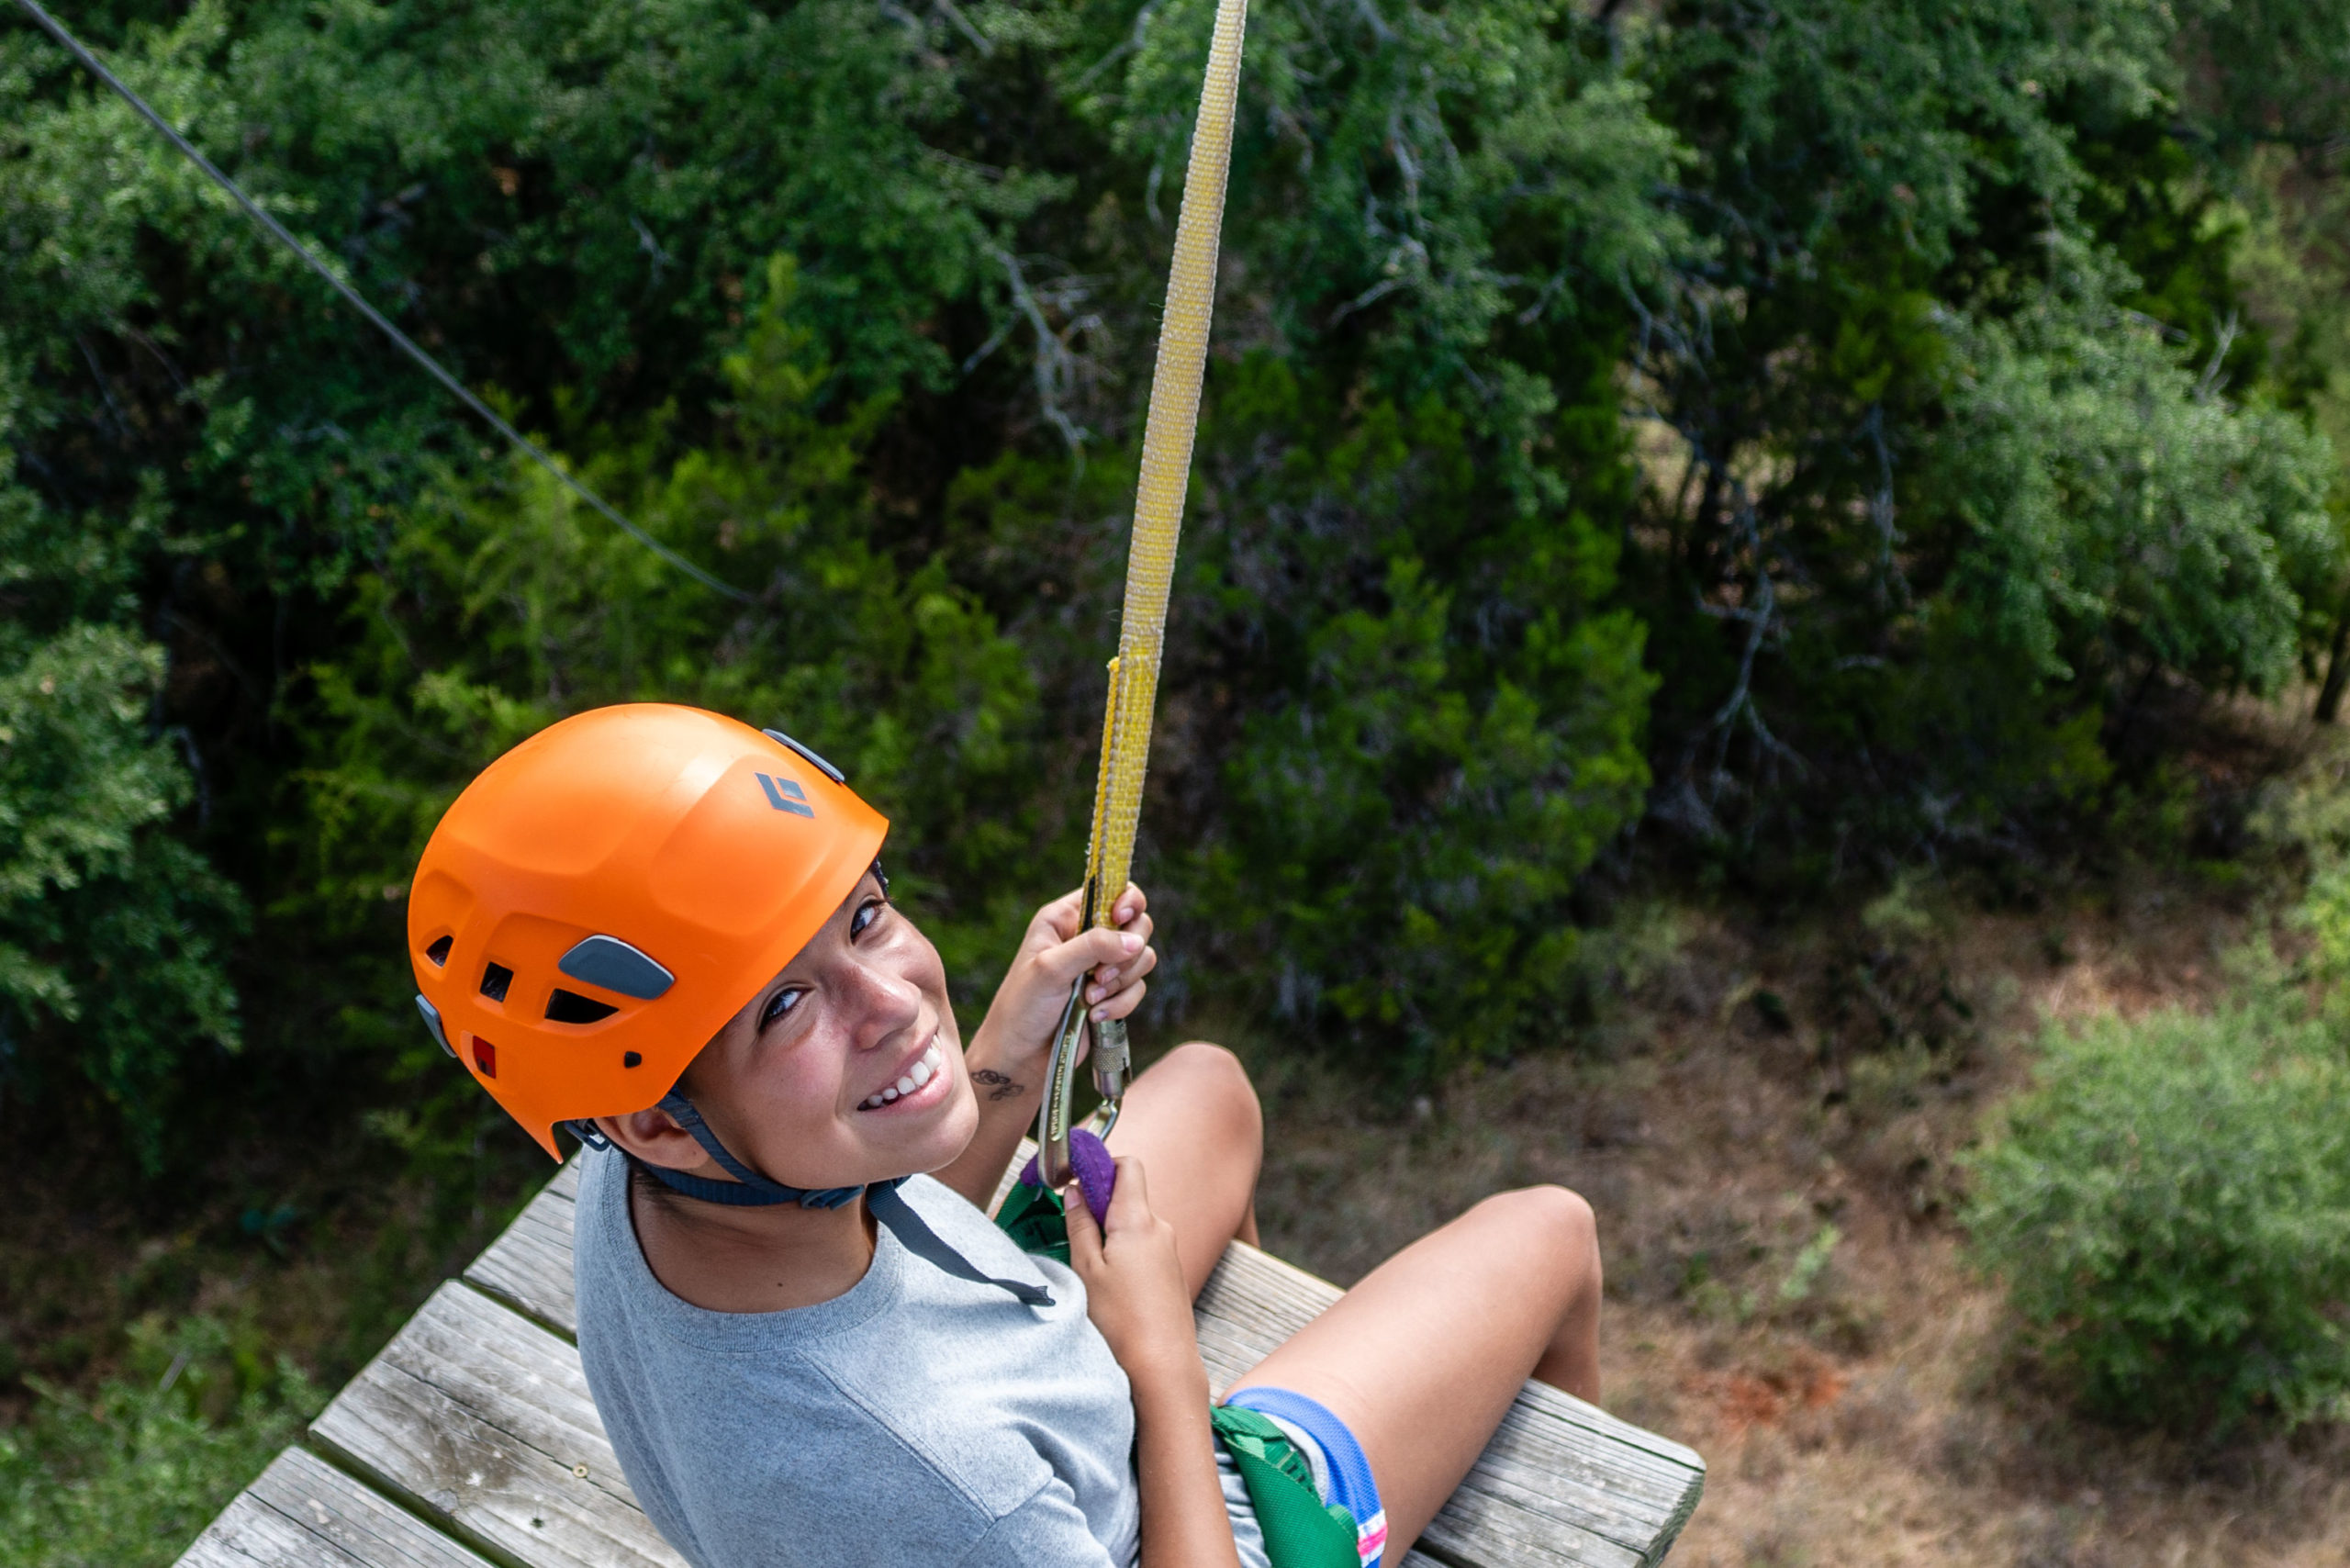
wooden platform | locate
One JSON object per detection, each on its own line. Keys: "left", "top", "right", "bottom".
{"left": 177, "top": 1157, "right": 1704, "bottom": 1568}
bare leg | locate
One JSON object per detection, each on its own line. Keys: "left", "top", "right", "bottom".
{"left": 1225, "top": 1187, "right": 1603, "bottom": 1566}
{"left": 1099, "top": 1040, "right": 1263, "bottom": 1298}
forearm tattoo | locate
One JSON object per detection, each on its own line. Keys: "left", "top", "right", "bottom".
{"left": 971, "top": 1068, "right": 1025, "bottom": 1102}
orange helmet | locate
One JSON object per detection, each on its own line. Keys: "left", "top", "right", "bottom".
{"left": 408, "top": 704, "right": 888, "bottom": 1157}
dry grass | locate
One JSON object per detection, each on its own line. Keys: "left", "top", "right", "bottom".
{"left": 1232, "top": 879, "right": 2350, "bottom": 1568}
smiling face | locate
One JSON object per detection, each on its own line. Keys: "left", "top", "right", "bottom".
{"left": 670, "top": 869, "right": 980, "bottom": 1193}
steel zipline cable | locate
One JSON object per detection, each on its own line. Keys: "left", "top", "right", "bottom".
{"left": 9, "top": 0, "right": 755, "bottom": 603}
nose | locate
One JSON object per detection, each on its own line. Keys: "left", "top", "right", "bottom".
{"left": 838, "top": 946, "right": 924, "bottom": 1054}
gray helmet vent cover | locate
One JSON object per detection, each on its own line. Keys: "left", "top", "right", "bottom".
{"left": 557, "top": 935, "right": 675, "bottom": 1000}
{"left": 763, "top": 728, "right": 845, "bottom": 784}
{"left": 416, "top": 993, "right": 455, "bottom": 1058}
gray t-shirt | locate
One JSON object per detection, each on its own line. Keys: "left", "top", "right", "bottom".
{"left": 575, "top": 1148, "right": 1275, "bottom": 1568}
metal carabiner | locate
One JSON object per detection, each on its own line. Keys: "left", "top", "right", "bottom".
{"left": 1036, "top": 975, "right": 1131, "bottom": 1189}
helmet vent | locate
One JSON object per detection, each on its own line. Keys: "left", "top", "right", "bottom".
{"left": 479, "top": 962, "right": 515, "bottom": 1003}
{"left": 556, "top": 936, "right": 674, "bottom": 1000}
{"left": 474, "top": 1038, "right": 498, "bottom": 1078}
{"left": 424, "top": 935, "right": 453, "bottom": 967}
{"left": 545, "top": 989, "right": 620, "bottom": 1025}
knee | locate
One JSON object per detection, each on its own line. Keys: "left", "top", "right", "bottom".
{"left": 1162, "top": 1040, "right": 1262, "bottom": 1149}
{"left": 1474, "top": 1185, "right": 1601, "bottom": 1282}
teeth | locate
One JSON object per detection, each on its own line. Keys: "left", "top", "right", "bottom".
{"left": 859, "top": 1040, "right": 947, "bottom": 1109}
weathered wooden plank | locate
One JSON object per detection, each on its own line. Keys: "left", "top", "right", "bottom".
{"left": 174, "top": 1447, "right": 498, "bottom": 1568}
{"left": 464, "top": 1160, "right": 579, "bottom": 1338}
{"left": 175, "top": 1499, "right": 349, "bottom": 1568}
{"left": 460, "top": 1149, "right": 1702, "bottom": 1567}
{"left": 310, "top": 1281, "right": 686, "bottom": 1568}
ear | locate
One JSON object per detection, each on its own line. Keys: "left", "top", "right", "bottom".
{"left": 594, "top": 1105, "right": 719, "bottom": 1178}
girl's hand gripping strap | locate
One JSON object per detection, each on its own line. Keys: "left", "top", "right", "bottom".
{"left": 1036, "top": 0, "right": 1250, "bottom": 1193}
{"left": 994, "top": 1128, "right": 1114, "bottom": 1265}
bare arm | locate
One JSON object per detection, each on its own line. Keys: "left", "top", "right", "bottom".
{"left": 934, "top": 1013, "right": 1056, "bottom": 1210}
{"left": 933, "top": 885, "right": 1156, "bottom": 1210}
{"left": 1067, "top": 1159, "right": 1246, "bottom": 1568}
{"left": 1129, "top": 1358, "right": 1245, "bottom": 1568}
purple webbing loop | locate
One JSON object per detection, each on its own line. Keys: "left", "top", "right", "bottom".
{"left": 1017, "top": 1127, "right": 1116, "bottom": 1227}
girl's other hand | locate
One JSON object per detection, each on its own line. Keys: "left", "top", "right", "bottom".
{"left": 973, "top": 883, "right": 1156, "bottom": 1073}
{"left": 1065, "top": 1155, "right": 1198, "bottom": 1385}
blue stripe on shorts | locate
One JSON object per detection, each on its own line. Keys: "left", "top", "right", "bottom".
{"left": 1222, "top": 1385, "right": 1389, "bottom": 1565}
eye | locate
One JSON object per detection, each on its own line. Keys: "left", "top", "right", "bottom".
{"left": 757, "top": 987, "right": 805, "bottom": 1033}
{"left": 850, "top": 895, "right": 888, "bottom": 940}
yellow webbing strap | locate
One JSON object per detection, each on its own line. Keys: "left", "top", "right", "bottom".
{"left": 1082, "top": 0, "right": 1249, "bottom": 931}
{"left": 1041, "top": 0, "right": 1248, "bottom": 1184}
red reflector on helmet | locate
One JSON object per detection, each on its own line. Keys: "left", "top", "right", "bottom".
{"left": 474, "top": 1038, "right": 498, "bottom": 1078}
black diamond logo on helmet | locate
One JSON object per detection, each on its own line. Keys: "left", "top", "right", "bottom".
{"left": 756, "top": 773, "right": 816, "bottom": 818}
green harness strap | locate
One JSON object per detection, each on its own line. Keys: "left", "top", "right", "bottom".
{"left": 993, "top": 1179, "right": 1073, "bottom": 1264}
{"left": 1208, "top": 1405, "right": 1363, "bottom": 1568}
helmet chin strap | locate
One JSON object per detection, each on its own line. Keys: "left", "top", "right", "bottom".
{"left": 569, "top": 1095, "right": 1052, "bottom": 1308}
{"left": 643, "top": 1092, "right": 867, "bottom": 1208}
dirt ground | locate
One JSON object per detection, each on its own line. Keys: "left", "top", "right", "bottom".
{"left": 1241, "top": 879, "right": 2350, "bottom": 1568}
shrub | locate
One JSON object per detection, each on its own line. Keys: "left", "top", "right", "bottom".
{"left": 1201, "top": 559, "right": 1652, "bottom": 1078}
{"left": 0, "top": 1316, "right": 318, "bottom": 1568}
{"left": 1177, "top": 363, "right": 1656, "bottom": 1080}
{"left": 0, "top": 610, "right": 244, "bottom": 1170}
{"left": 1963, "top": 999, "right": 2350, "bottom": 1432}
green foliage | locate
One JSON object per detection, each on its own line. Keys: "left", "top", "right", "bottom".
{"left": 0, "top": 404, "right": 242, "bottom": 1167}
{"left": 1964, "top": 995, "right": 2350, "bottom": 1432}
{"left": 1628, "top": 0, "right": 2349, "bottom": 859}
{"left": 1936, "top": 252, "right": 2338, "bottom": 694}
{"left": 1114, "top": 0, "right": 1686, "bottom": 400}
{"left": 296, "top": 257, "right": 1049, "bottom": 1011}
{"left": 0, "top": 622, "right": 243, "bottom": 1168}
{"left": 1211, "top": 558, "right": 1651, "bottom": 1071}
{"left": 4, "top": 0, "right": 2350, "bottom": 1160}
{"left": 1176, "top": 358, "right": 1653, "bottom": 1071}
{"left": 0, "top": 1316, "right": 319, "bottom": 1568}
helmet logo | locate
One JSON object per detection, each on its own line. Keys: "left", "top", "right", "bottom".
{"left": 755, "top": 772, "right": 816, "bottom": 819}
